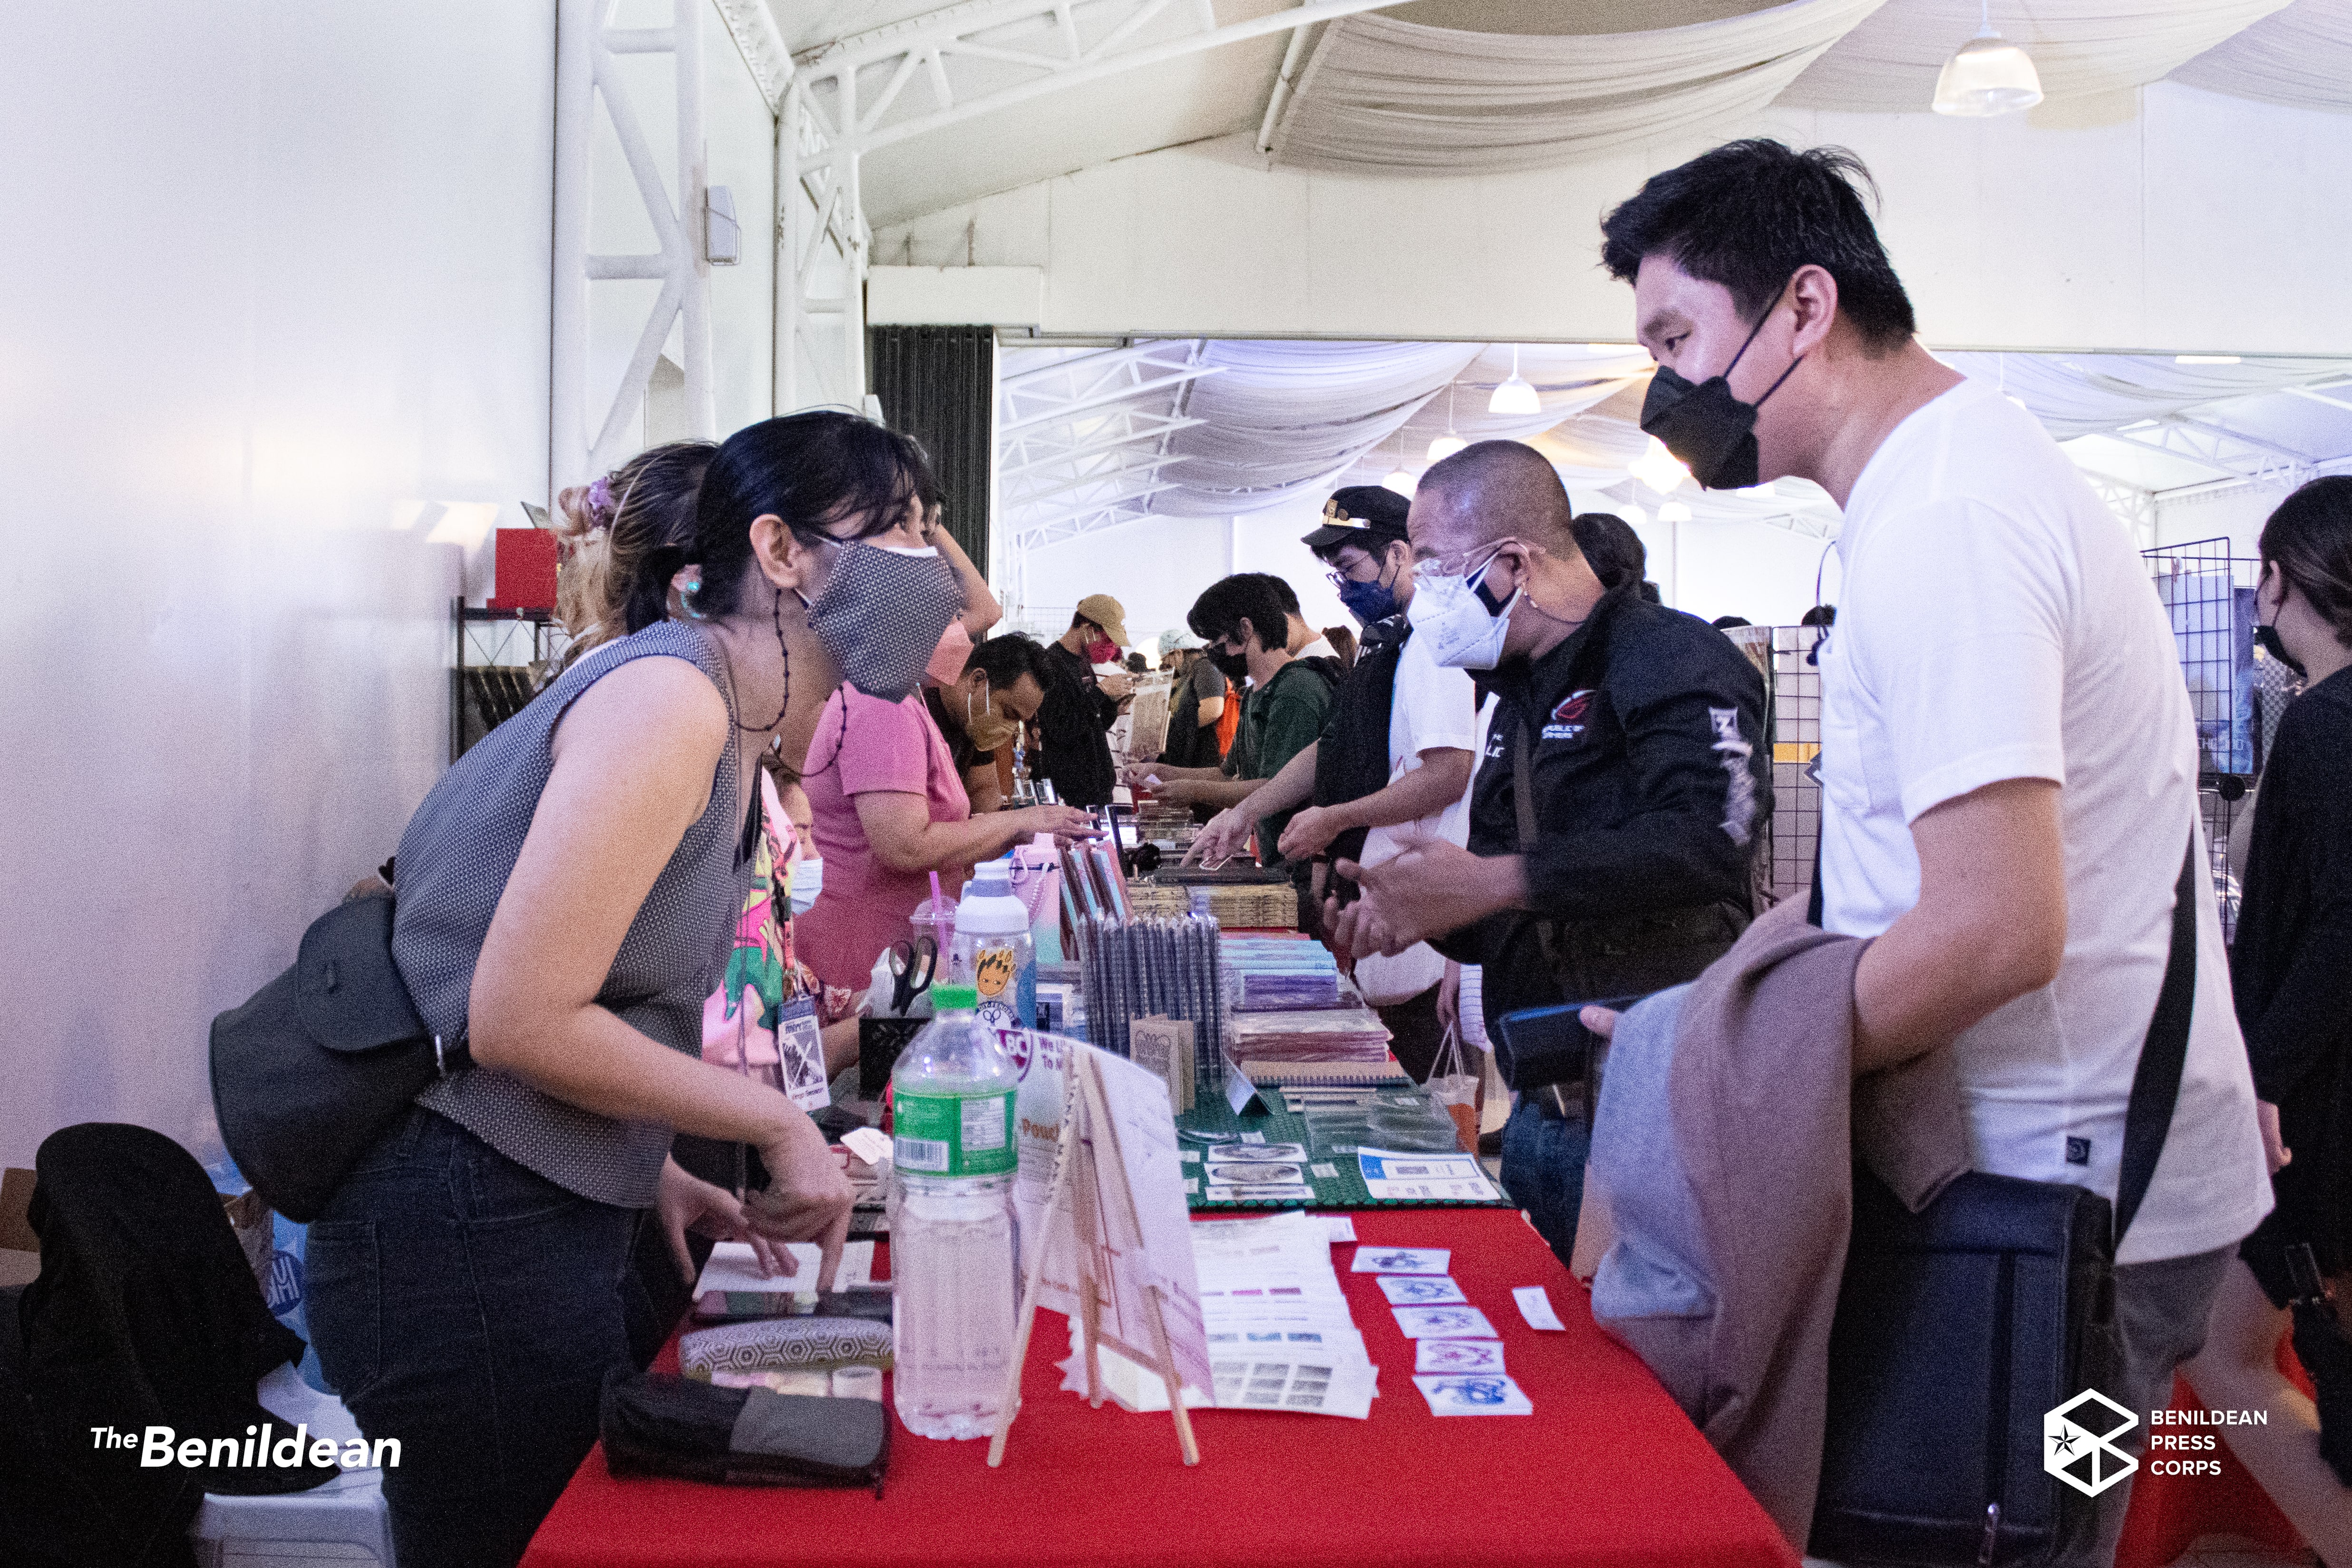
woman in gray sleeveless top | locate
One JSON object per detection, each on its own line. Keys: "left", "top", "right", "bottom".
{"left": 305, "top": 412, "right": 965, "bottom": 1568}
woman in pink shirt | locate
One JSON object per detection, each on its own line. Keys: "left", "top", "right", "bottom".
{"left": 798, "top": 681, "right": 1091, "bottom": 1001}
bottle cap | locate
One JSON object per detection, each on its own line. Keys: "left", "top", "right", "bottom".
{"left": 930, "top": 984, "right": 979, "bottom": 1011}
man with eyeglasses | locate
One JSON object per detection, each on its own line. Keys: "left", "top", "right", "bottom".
{"left": 1328, "top": 440, "right": 1770, "bottom": 1264}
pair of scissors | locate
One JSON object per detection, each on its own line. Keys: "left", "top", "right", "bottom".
{"left": 887, "top": 935, "right": 938, "bottom": 1015}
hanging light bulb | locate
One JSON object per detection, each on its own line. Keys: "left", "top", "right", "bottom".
{"left": 1380, "top": 433, "right": 1415, "bottom": 496}
{"left": 1657, "top": 501, "right": 1693, "bottom": 524}
{"left": 1427, "top": 382, "right": 1467, "bottom": 463}
{"left": 1488, "top": 345, "right": 1541, "bottom": 416}
{"left": 1933, "top": 0, "right": 2041, "bottom": 117}
{"left": 1632, "top": 437, "right": 1690, "bottom": 496}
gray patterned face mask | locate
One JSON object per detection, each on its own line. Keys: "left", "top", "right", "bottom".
{"left": 802, "top": 541, "right": 964, "bottom": 701}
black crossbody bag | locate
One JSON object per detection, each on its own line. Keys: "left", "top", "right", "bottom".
{"left": 1808, "top": 830, "right": 2200, "bottom": 1567}
{"left": 208, "top": 892, "right": 470, "bottom": 1223}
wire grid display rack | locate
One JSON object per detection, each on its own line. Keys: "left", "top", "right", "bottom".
{"left": 1721, "top": 624, "right": 1821, "bottom": 908}
{"left": 2142, "top": 537, "right": 2303, "bottom": 941}
{"left": 452, "top": 604, "right": 576, "bottom": 760}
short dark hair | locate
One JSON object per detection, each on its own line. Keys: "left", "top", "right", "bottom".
{"left": 1799, "top": 604, "right": 1837, "bottom": 627}
{"left": 1188, "top": 574, "right": 1294, "bottom": 652}
{"left": 1711, "top": 615, "right": 1754, "bottom": 629}
{"left": 965, "top": 633, "right": 1052, "bottom": 690}
{"left": 2262, "top": 476, "right": 2352, "bottom": 648}
{"left": 1600, "top": 139, "right": 1916, "bottom": 352}
{"left": 1570, "top": 511, "right": 1646, "bottom": 592}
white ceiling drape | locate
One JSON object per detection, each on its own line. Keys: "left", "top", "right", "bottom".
{"left": 1147, "top": 340, "right": 1478, "bottom": 516}
{"left": 1270, "top": 0, "right": 1887, "bottom": 175}
{"left": 1777, "top": 0, "right": 2293, "bottom": 110}
{"left": 1938, "top": 353, "right": 2349, "bottom": 438}
{"left": 1154, "top": 341, "right": 1651, "bottom": 516}
{"left": 2168, "top": 0, "right": 2352, "bottom": 111}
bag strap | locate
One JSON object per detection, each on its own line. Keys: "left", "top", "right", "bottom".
{"left": 2115, "top": 828, "right": 2200, "bottom": 1244}
{"left": 1808, "top": 802, "right": 2196, "bottom": 1242}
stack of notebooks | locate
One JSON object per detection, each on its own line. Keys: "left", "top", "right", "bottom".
{"left": 1223, "top": 932, "right": 1391, "bottom": 1075}
{"left": 1232, "top": 1006, "right": 1393, "bottom": 1068}
{"left": 1223, "top": 935, "right": 1343, "bottom": 1011}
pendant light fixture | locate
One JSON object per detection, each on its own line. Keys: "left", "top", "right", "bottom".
{"left": 1932, "top": 0, "right": 2042, "bottom": 117}
{"left": 1382, "top": 433, "right": 1415, "bottom": 496}
{"left": 1427, "top": 383, "right": 1467, "bottom": 463}
{"left": 1632, "top": 436, "right": 1690, "bottom": 496}
{"left": 1488, "top": 345, "right": 1541, "bottom": 416}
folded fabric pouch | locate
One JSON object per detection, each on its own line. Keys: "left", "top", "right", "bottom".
{"left": 601, "top": 1370, "right": 889, "bottom": 1494}
{"left": 679, "top": 1314, "right": 894, "bottom": 1378}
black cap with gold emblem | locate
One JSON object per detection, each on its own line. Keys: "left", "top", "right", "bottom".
{"left": 1301, "top": 484, "right": 1412, "bottom": 555}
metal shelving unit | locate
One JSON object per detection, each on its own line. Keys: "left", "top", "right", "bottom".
{"left": 451, "top": 603, "right": 574, "bottom": 761}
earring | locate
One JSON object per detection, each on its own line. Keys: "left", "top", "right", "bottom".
{"left": 680, "top": 568, "right": 709, "bottom": 621}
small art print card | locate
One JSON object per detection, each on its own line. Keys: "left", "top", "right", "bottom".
{"left": 1351, "top": 1246, "right": 1450, "bottom": 1276}
{"left": 1416, "top": 1338, "right": 1505, "bottom": 1375}
{"left": 1391, "top": 1305, "right": 1499, "bottom": 1340}
{"left": 1377, "top": 1274, "right": 1467, "bottom": 1306}
{"left": 1415, "top": 1373, "right": 1535, "bottom": 1416}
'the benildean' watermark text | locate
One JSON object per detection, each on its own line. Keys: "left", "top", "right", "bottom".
{"left": 88, "top": 1422, "right": 399, "bottom": 1470}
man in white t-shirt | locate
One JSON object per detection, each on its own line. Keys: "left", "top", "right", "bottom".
{"left": 1186, "top": 487, "right": 1478, "bottom": 1076}
{"left": 1600, "top": 139, "right": 2271, "bottom": 1564}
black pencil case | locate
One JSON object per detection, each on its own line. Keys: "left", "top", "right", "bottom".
{"left": 601, "top": 1369, "right": 889, "bottom": 1495}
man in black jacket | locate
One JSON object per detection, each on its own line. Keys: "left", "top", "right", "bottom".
{"left": 1034, "top": 593, "right": 1134, "bottom": 808}
{"left": 1331, "top": 441, "right": 1769, "bottom": 1263}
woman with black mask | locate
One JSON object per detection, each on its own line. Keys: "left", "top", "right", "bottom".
{"left": 2185, "top": 475, "right": 2352, "bottom": 1561}
{"left": 306, "top": 412, "right": 961, "bottom": 1568}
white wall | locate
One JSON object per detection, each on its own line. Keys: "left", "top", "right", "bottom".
{"left": 876, "top": 84, "right": 2352, "bottom": 354}
{"left": 1624, "top": 513, "right": 1835, "bottom": 626}
{"left": 1015, "top": 515, "right": 1234, "bottom": 651}
{"left": 2155, "top": 482, "right": 2303, "bottom": 558}
{"left": 0, "top": 4, "right": 555, "bottom": 1169}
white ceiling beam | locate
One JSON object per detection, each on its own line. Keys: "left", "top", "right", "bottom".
{"left": 712, "top": 0, "right": 792, "bottom": 112}
{"left": 798, "top": 0, "right": 1398, "bottom": 158}
{"left": 1004, "top": 452, "right": 1192, "bottom": 506}
{"left": 1009, "top": 479, "right": 1186, "bottom": 534}
{"left": 998, "top": 339, "right": 1186, "bottom": 388}
{"left": 998, "top": 364, "right": 1222, "bottom": 432}
{"left": 1000, "top": 415, "right": 1205, "bottom": 477}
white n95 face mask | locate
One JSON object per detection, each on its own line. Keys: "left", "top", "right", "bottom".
{"left": 1407, "top": 550, "right": 1519, "bottom": 670}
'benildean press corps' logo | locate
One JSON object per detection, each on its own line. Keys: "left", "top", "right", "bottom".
{"left": 2046, "top": 1390, "right": 2139, "bottom": 1497}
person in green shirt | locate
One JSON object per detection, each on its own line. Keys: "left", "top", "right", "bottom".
{"left": 1137, "top": 573, "right": 1337, "bottom": 864}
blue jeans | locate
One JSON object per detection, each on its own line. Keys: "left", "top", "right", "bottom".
{"left": 1501, "top": 1096, "right": 1589, "bottom": 1270}
{"left": 305, "top": 1109, "right": 652, "bottom": 1568}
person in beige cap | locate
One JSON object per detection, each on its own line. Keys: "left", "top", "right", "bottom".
{"left": 1034, "top": 593, "right": 1134, "bottom": 807}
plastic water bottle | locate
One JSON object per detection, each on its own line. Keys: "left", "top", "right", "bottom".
{"left": 948, "top": 858, "right": 1035, "bottom": 1032}
{"left": 890, "top": 984, "right": 1019, "bottom": 1440}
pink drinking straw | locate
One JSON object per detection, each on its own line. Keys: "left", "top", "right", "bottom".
{"left": 929, "top": 871, "right": 944, "bottom": 913}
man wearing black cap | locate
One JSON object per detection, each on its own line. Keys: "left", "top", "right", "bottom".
{"left": 1186, "top": 486, "right": 1480, "bottom": 1080}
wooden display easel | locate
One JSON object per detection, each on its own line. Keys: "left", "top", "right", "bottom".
{"left": 987, "top": 1049, "right": 1201, "bottom": 1468}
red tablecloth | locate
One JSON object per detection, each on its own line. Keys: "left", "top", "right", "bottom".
{"left": 525, "top": 1208, "right": 1796, "bottom": 1568}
